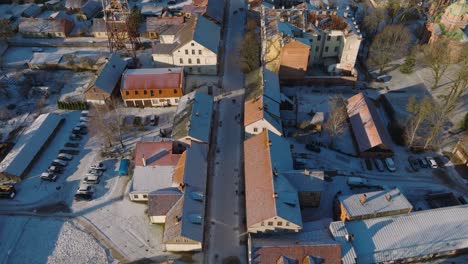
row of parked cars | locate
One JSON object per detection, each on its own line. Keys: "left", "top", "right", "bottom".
{"left": 74, "top": 162, "right": 107, "bottom": 201}
{"left": 364, "top": 156, "right": 440, "bottom": 173}
{"left": 40, "top": 112, "right": 88, "bottom": 182}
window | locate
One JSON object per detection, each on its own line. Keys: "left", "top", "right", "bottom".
{"left": 173, "top": 89, "right": 178, "bottom": 94}
{"left": 133, "top": 195, "right": 139, "bottom": 199}
{"left": 143, "top": 194, "right": 147, "bottom": 199}
{"left": 327, "top": 35, "right": 331, "bottom": 41}
{"left": 268, "top": 221, "right": 273, "bottom": 226}
{"left": 135, "top": 91, "right": 138, "bottom": 95}
{"left": 185, "top": 49, "right": 188, "bottom": 55}
{"left": 325, "top": 46, "right": 329, "bottom": 52}
{"left": 317, "top": 35, "right": 321, "bottom": 41}
{"left": 198, "top": 50, "right": 202, "bottom": 55}
{"left": 159, "top": 90, "right": 162, "bottom": 94}
{"left": 191, "top": 42, "right": 195, "bottom": 46}
{"left": 334, "top": 46, "right": 338, "bottom": 52}
{"left": 143, "top": 90, "right": 147, "bottom": 95}
{"left": 253, "top": 127, "right": 258, "bottom": 132}
{"left": 179, "top": 58, "right": 183, "bottom": 64}
{"left": 278, "top": 221, "right": 282, "bottom": 226}
{"left": 188, "top": 58, "right": 192, "bottom": 64}
{"left": 192, "top": 49, "right": 195, "bottom": 55}
{"left": 309, "top": 39, "right": 313, "bottom": 43}
{"left": 197, "top": 58, "right": 200, "bottom": 64}
{"left": 150, "top": 90, "right": 154, "bottom": 96}
{"left": 315, "top": 46, "right": 319, "bottom": 52}
{"left": 125, "top": 91, "right": 129, "bottom": 96}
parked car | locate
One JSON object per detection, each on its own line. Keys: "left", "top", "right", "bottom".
{"left": 58, "top": 153, "right": 73, "bottom": 161}
{"left": 52, "top": 159, "right": 68, "bottom": 167}
{"left": 305, "top": 144, "right": 321, "bottom": 153}
{"left": 40, "top": 172, "right": 57, "bottom": 182}
{"left": 376, "top": 74, "right": 392, "bottom": 83}
{"left": 72, "top": 127, "right": 82, "bottom": 135}
{"left": 48, "top": 165, "right": 63, "bottom": 174}
{"left": 364, "top": 159, "right": 373, "bottom": 170}
{"left": 434, "top": 156, "right": 446, "bottom": 168}
{"left": 74, "top": 125, "right": 87, "bottom": 135}
{"left": 384, "top": 157, "right": 396, "bottom": 172}
{"left": 87, "top": 169, "right": 103, "bottom": 176}
{"left": 77, "top": 183, "right": 94, "bottom": 194}
{"left": 78, "top": 122, "right": 87, "bottom": 128}
{"left": 65, "top": 142, "right": 79, "bottom": 148}
{"left": 408, "top": 156, "right": 419, "bottom": 171}
{"left": 149, "top": 115, "right": 159, "bottom": 126}
{"left": 133, "top": 116, "right": 142, "bottom": 126}
{"left": 418, "top": 158, "right": 429, "bottom": 168}
{"left": 69, "top": 134, "right": 82, "bottom": 141}
{"left": 60, "top": 149, "right": 80, "bottom": 155}
{"left": 32, "top": 47, "right": 43, "bottom": 52}
{"left": 74, "top": 192, "right": 93, "bottom": 201}
{"left": 79, "top": 116, "right": 89, "bottom": 122}
{"left": 81, "top": 110, "right": 90, "bottom": 117}
{"left": 426, "top": 157, "right": 438, "bottom": 168}
{"left": 0, "top": 184, "right": 16, "bottom": 199}
{"left": 83, "top": 174, "right": 100, "bottom": 184}
{"left": 373, "top": 158, "right": 385, "bottom": 172}
{"left": 90, "top": 162, "right": 107, "bottom": 171}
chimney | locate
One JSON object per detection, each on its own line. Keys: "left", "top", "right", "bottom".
{"left": 268, "top": 140, "right": 272, "bottom": 146}
{"left": 360, "top": 194, "right": 367, "bottom": 205}
{"left": 142, "top": 154, "right": 146, "bottom": 167}
{"left": 386, "top": 194, "right": 392, "bottom": 201}
{"left": 304, "top": 168, "right": 310, "bottom": 175}
{"left": 273, "top": 192, "right": 278, "bottom": 198}
{"left": 195, "top": 112, "right": 199, "bottom": 116}
{"left": 345, "top": 234, "right": 354, "bottom": 241}
{"left": 273, "top": 168, "right": 278, "bottom": 176}
{"left": 175, "top": 215, "right": 181, "bottom": 222}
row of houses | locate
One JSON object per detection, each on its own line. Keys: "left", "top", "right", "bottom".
{"left": 127, "top": 89, "right": 214, "bottom": 252}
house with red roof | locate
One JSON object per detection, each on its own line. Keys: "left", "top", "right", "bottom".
{"left": 120, "top": 68, "right": 184, "bottom": 107}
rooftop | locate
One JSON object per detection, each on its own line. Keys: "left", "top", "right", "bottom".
{"left": 88, "top": 53, "right": 127, "bottom": 94}
{"left": 131, "top": 166, "right": 175, "bottom": 194}
{"left": 148, "top": 188, "right": 183, "bottom": 217}
{"left": 330, "top": 205, "right": 468, "bottom": 264}
{"left": 339, "top": 188, "right": 413, "bottom": 218}
{"left": 19, "top": 17, "right": 74, "bottom": 34}
{"left": 121, "top": 68, "right": 183, "bottom": 91}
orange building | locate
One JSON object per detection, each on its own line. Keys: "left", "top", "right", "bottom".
{"left": 279, "top": 38, "right": 310, "bottom": 80}
{"left": 120, "top": 68, "right": 184, "bottom": 107}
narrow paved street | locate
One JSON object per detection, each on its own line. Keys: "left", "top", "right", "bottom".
{"left": 204, "top": 0, "right": 247, "bottom": 262}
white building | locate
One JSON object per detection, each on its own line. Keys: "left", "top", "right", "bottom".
{"left": 152, "top": 14, "right": 221, "bottom": 75}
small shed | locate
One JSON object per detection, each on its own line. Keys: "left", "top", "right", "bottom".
{"left": 119, "top": 159, "right": 129, "bottom": 176}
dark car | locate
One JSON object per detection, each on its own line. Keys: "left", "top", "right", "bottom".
{"left": 305, "top": 144, "right": 321, "bottom": 153}
{"left": 69, "top": 134, "right": 82, "bottom": 141}
{"left": 149, "top": 115, "right": 159, "bottom": 126}
{"left": 373, "top": 158, "right": 385, "bottom": 172}
{"left": 48, "top": 165, "right": 64, "bottom": 174}
{"left": 365, "top": 159, "right": 373, "bottom": 170}
{"left": 408, "top": 156, "right": 419, "bottom": 171}
{"left": 434, "top": 156, "right": 446, "bottom": 168}
{"left": 60, "top": 149, "right": 80, "bottom": 155}
{"left": 74, "top": 193, "right": 93, "bottom": 201}
{"left": 65, "top": 142, "right": 79, "bottom": 148}
{"left": 418, "top": 158, "right": 429, "bottom": 168}
{"left": 0, "top": 184, "right": 16, "bottom": 199}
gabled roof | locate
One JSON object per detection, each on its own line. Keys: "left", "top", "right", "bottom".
{"left": 193, "top": 14, "right": 221, "bottom": 53}
{"left": 132, "top": 166, "right": 175, "bottom": 193}
{"left": 148, "top": 188, "right": 183, "bottom": 217}
{"left": 89, "top": 53, "right": 127, "bottom": 94}
{"left": 205, "top": 0, "right": 225, "bottom": 23}
{"left": 244, "top": 131, "right": 301, "bottom": 228}
{"left": 330, "top": 205, "right": 468, "bottom": 264}
{"left": 81, "top": 0, "right": 101, "bottom": 17}
{"left": 146, "top": 16, "right": 185, "bottom": 32}
{"left": 346, "top": 93, "right": 392, "bottom": 153}
{"left": 339, "top": 188, "right": 412, "bottom": 218}
{"left": 134, "top": 141, "right": 181, "bottom": 167}
{"left": 121, "top": 68, "right": 183, "bottom": 91}
{"left": 19, "top": 18, "right": 74, "bottom": 34}
{"left": 282, "top": 170, "right": 324, "bottom": 193}
{"left": 171, "top": 90, "right": 213, "bottom": 143}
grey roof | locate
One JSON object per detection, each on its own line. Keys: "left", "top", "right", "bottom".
{"left": 330, "top": 205, "right": 468, "bottom": 264}
{"left": 81, "top": 0, "right": 101, "bottom": 17}
{"left": 338, "top": 188, "right": 413, "bottom": 218}
{"left": 172, "top": 90, "right": 213, "bottom": 143}
{"left": 193, "top": 14, "right": 221, "bottom": 53}
{"left": 0, "top": 113, "right": 64, "bottom": 179}
{"left": 19, "top": 18, "right": 73, "bottom": 34}
{"left": 29, "top": 52, "right": 64, "bottom": 66}
{"left": 282, "top": 170, "right": 324, "bottom": 192}
{"left": 131, "top": 166, "right": 175, "bottom": 193}
{"left": 269, "top": 130, "right": 293, "bottom": 172}
{"left": 22, "top": 4, "right": 41, "bottom": 18}
{"left": 152, "top": 43, "right": 179, "bottom": 55}
{"left": 92, "top": 53, "right": 127, "bottom": 94}
{"left": 205, "top": 0, "right": 225, "bottom": 23}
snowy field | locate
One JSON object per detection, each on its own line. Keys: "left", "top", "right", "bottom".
{"left": 0, "top": 106, "right": 186, "bottom": 263}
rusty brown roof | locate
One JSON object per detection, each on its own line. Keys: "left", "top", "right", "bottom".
{"left": 146, "top": 16, "right": 185, "bottom": 32}
{"left": 172, "top": 150, "right": 186, "bottom": 187}
{"left": 162, "top": 195, "right": 184, "bottom": 243}
{"left": 121, "top": 68, "right": 183, "bottom": 91}
{"left": 244, "top": 97, "right": 265, "bottom": 126}
{"left": 346, "top": 93, "right": 392, "bottom": 153}
{"left": 148, "top": 188, "right": 182, "bottom": 217}
{"left": 134, "top": 141, "right": 181, "bottom": 167}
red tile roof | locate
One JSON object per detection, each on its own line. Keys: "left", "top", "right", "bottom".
{"left": 121, "top": 68, "right": 183, "bottom": 91}
{"left": 244, "top": 131, "right": 276, "bottom": 227}
{"left": 252, "top": 244, "right": 342, "bottom": 264}
{"left": 148, "top": 189, "right": 182, "bottom": 217}
{"left": 134, "top": 141, "right": 181, "bottom": 167}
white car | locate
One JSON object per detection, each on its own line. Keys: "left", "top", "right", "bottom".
{"left": 40, "top": 172, "right": 57, "bottom": 182}
{"left": 90, "top": 162, "right": 107, "bottom": 171}
{"left": 426, "top": 157, "right": 438, "bottom": 168}
{"left": 32, "top": 47, "right": 43, "bottom": 52}
{"left": 384, "top": 157, "right": 396, "bottom": 172}
{"left": 77, "top": 183, "right": 94, "bottom": 194}
{"left": 87, "top": 169, "right": 103, "bottom": 176}
{"left": 58, "top": 153, "right": 73, "bottom": 161}
{"left": 83, "top": 174, "right": 100, "bottom": 184}
{"left": 79, "top": 117, "right": 89, "bottom": 122}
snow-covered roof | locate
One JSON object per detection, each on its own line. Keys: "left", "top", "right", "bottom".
{"left": 193, "top": 14, "right": 221, "bottom": 53}
{"left": 172, "top": 90, "right": 213, "bottom": 144}
{"left": 0, "top": 113, "right": 64, "bottom": 180}
{"left": 19, "top": 17, "right": 74, "bottom": 34}
{"left": 339, "top": 188, "right": 413, "bottom": 218}
{"left": 282, "top": 170, "right": 325, "bottom": 193}
{"left": 330, "top": 205, "right": 468, "bottom": 264}
{"left": 131, "top": 166, "right": 176, "bottom": 194}
{"left": 29, "top": 52, "right": 64, "bottom": 66}
{"left": 91, "top": 53, "right": 127, "bottom": 94}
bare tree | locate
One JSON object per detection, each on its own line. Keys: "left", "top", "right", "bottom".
{"left": 324, "top": 96, "right": 348, "bottom": 147}
{"left": 405, "top": 96, "right": 431, "bottom": 146}
{"left": 0, "top": 19, "right": 14, "bottom": 40}
{"left": 421, "top": 40, "right": 451, "bottom": 90}
{"left": 368, "top": 24, "right": 411, "bottom": 74}
{"left": 362, "top": 7, "right": 388, "bottom": 37}
{"left": 240, "top": 17, "right": 260, "bottom": 74}
{"left": 88, "top": 100, "right": 127, "bottom": 149}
